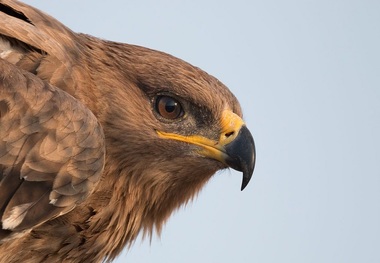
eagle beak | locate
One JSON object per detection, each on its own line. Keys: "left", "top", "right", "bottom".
{"left": 156, "top": 110, "right": 256, "bottom": 190}
{"left": 218, "top": 110, "right": 256, "bottom": 190}
{"left": 223, "top": 124, "right": 255, "bottom": 190}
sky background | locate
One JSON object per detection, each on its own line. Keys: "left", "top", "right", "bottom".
{"left": 22, "top": 1, "right": 380, "bottom": 262}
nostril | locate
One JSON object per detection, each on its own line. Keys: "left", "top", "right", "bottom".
{"left": 225, "top": 131, "right": 235, "bottom": 138}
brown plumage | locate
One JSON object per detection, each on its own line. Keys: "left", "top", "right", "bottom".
{"left": 0, "top": 1, "right": 256, "bottom": 262}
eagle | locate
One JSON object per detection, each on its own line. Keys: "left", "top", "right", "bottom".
{"left": 0, "top": 1, "right": 255, "bottom": 262}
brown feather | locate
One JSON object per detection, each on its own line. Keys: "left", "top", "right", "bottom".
{"left": 0, "top": 1, "right": 247, "bottom": 262}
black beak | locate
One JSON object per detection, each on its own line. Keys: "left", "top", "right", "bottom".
{"left": 224, "top": 125, "right": 256, "bottom": 190}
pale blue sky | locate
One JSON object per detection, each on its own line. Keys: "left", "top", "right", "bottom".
{"left": 23, "top": 1, "right": 380, "bottom": 262}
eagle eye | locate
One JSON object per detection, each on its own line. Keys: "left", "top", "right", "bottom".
{"left": 155, "top": 95, "right": 183, "bottom": 120}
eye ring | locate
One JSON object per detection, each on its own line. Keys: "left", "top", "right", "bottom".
{"left": 155, "top": 95, "right": 184, "bottom": 120}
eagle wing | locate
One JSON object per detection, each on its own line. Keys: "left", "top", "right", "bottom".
{"left": 0, "top": 2, "right": 105, "bottom": 240}
{"left": 0, "top": 0, "right": 84, "bottom": 96}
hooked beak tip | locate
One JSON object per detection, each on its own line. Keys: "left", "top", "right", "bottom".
{"left": 224, "top": 125, "right": 256, "bottom": 191}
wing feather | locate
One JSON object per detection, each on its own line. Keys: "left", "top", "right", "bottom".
{"left": 0, "top": 0, "right": 85, "bottom": 96}
{"left": 0, "top": 0, "right": 78, "bottom": 62}
{"left": 0, "top": 59, "right": 105, "bottom": 240}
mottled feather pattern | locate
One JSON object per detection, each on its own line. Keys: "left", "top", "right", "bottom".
{"left": 0, "top": 1, "right": 255, "bottom": 262}
{"left": 0, "top": 60, "right": 105, "bottom": 234}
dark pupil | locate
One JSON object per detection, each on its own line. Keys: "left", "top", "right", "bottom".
{"left": 156, "top": 95, "right": 182, "bottom": 119}
{"left": 165, "top": 100, "right": 177, "bottom": 113}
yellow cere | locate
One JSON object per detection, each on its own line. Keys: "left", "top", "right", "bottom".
{"left": 219, "top": 110, "right": 245, "bottom": 145}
